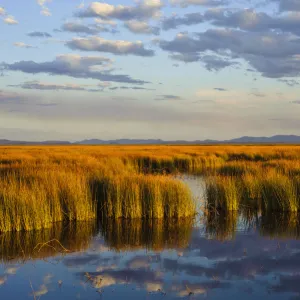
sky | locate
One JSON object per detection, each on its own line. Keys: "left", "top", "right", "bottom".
{"left": 0, "top": 0, "right": 300, "bottom": 141}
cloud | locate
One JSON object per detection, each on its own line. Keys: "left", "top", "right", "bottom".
{"left": 0, "top": 90, "right": 25, "bottom": 104}
{"left": 201, "top": 55, "right": 239, "bottom": 71}
{"left": 169, "top": 51, "right": 239, "bottom": 70}
{"left": 214, "top": 87, "right": 227, "bottom": 91}
{"left": 76, "top": 0, "right": 163, "bottom": 21}
{"left": 60, "top": 22, "right": 112, "bottom": 34}
{"left": 155, "top": 94, "right": 182, "bottom": 100}
{"left": 278, "top": 79, "right": 300, "bottom": 86}
{"left": 124, "top": 20, "right": 160, "bottom": 35}
{"left": 27, "top": 31, "right": 52, "bottom": 38}
{"left": 162, "top": 13, "right": 204, "bottom": 30}
{"left": 77, "top": 1, "right": 85, "bottom": 9}
{"left": 37, "top": 0, "right": 52, "bottom": 16}
{"left": 205, "top": 8, "right": 300, "bottom": 37}
{"left": 0, "top": 7, "right": 5, "bottom": 15}
{"left": 14, "top": 42, "right": 36, "bottom": 49}
{"left": 3, "top": 16, "right": 18, "bottom": 25}
{"left": 41, "top": 7, "right": 51, "bottom": 16}
{"left": 109, "top": 86, "right": 154, "bottom": 90}
{"left": 291, "top": 100, "right": 300, "bottom": 104}
{"left": 169, "top": 52, "right": 201, "bottom": 63}
{"left": 9, "top": 81, "right": 101, "bottom": 92}
{"left": 66, "top": 36, "right": 155, "bottom": 56}
{"left": 158, "top": 29, "right": 300, "bottom": 78}
{"left": 37, "top": 0, "right": 51, "bottom": 5}
{"left": 250, "top": 92, "right": 266, "bottom": 97}
{"left": 95, "top": 18, "right": 117, "bottom": 26}
{"left": 169, "top": 0, "right": 228, "bottom": 8}
{"left": 2, "top": 54, "right": 149, "bottom": 85}
{"left": 272, "top": 0, "right": 300, "bottom": 12}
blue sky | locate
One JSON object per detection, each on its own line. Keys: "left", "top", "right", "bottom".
{"left": 0, "top": 0, "right": 300, "bottom": 141}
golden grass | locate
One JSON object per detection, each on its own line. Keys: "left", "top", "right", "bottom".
{"left": 1, "top": 144, "right": 300, "bottom": 231}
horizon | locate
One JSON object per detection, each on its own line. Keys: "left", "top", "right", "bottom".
{"left": 1, "top": 133, "right": 300, "bottom": 143}
{"left": 1, "top": 0, "right": 300, "bottom": 140}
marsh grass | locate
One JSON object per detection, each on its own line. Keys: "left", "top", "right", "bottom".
{"left": 1, "top": 145, "right": 300, "bottom": 231}
{"left": 95, "top": 174, "right": 195, "bottom": 219}
{"left": 206, "top": 176, "right": 240, "bottom": 211}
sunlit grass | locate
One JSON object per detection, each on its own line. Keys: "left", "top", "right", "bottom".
{"left": 1, "top": 145, "right": 300, "bottom": 231}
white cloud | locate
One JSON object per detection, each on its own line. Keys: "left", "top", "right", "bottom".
{"left": 14, "top": 42, "right": 36, "bottom": 49}
{"left": 37, "top": 0, "right": 51, "bottom": 6}
{"left": 77, "top": 0, "right": 163, "bottom": 20}
{"left": 66, "top": 36, "right": 155, "bottom": 56}
{"left": 0, "top": 7, "right": 5, "bottom": 15}
{"left": 37, "top": 0, "right": 52, "bottom": 16}
{"left": 41, "top": 7, "right": 52, "bottom": 16}
{"left": 124, "top": 20, "right": 160, "bottom": 35}
{"left": 95, "top": 18, "right": 117, "bottom": 26}
{"left": 170, "top": 0, "right": 227, "bottom": 8}
{"left": 4, "top": 15, "right": 18, "bottom": 25}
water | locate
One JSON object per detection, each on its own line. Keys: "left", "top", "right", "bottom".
{"left": 1, "top": 177, "right": 300, "bottom": 299}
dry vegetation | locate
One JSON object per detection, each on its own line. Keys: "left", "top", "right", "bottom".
{"left": 1, "top": 145, "right": 300, "bottom": 232}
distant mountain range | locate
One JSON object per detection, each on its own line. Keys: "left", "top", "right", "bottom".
{"left": 1, "top": 135, "right": 300, "bottom": 145}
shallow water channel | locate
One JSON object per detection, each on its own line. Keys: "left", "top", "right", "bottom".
{"left": 1, "top": 176, "right": 300, "bottom": 299}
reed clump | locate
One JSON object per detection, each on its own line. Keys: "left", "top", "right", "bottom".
{"left": 95, "top": 174, "right": 195, "bottom": 219}
{"left": 206, "top": 176, "right": 240, "bottom": 211}
{"left": 206, "top": 171, "right": 299, "bottom": 212}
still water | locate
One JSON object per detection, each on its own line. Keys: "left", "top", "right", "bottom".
{"left": 1, "top": 177, "right": 300, "bottom": 299}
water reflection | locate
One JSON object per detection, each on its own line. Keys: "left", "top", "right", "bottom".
{"left": 1, "top": 214, "right": 300, "bottom": 299}
{"left": 0, "top": 222, "right": 97, "bottom": 262}
{"left": 100, "top": 218, "right": 193, "bottom": 251}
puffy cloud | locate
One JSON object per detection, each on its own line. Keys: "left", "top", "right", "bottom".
{"left": 76, "top": 0, "right": 163, "bottom": 21}
{"left": 14, "top": 42, "right": 36, "bottom": 49}
{"left": 3, "top": 16, "right": 18, "bottom": 25}
{"left": 158, "top": 29, "right": 300, "bottom": 77}
{"left": 206, "top": 8, "right": 300, "bottom": 36}
{"left": 162, "top": 13, "right": 204, "bottom": 30}
{"left": 124, "top": 20, "right": 160, "bottom": 35}
{"left": 0, "top": 7, "right": 5, "bottom": 15}
{"left": 66, "top": 36, "right": 155, "bottom": 56}
{"left": 27, "top": 31, "right": 52, "bottom": 38}
{"left": 169, "top": 0, "right": 228, "bottom": 8}
{"left": 2, "top": 54, "right": 149, "bottom": 84}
